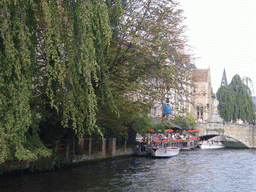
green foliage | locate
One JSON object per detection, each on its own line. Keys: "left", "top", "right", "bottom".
{"left": 217, "top": 75, "right": 255, "bottom": 122}
{"left": 132, "top": 115, "right": 154, "bottom": 133}
{"left": 0, "top": 0, "right": 114, "bottom": 162}
{"left": 0, "top": 0, "right": 190, "bottom": 163}
{"left": 153, "top": 123, "right": 165, "bottom": 133}
{"left": 18, "top": 135, "right": 52, "bottom": 161}
{"left": 40, "top": 0, "right": 113, "bottom": 138}
{"left": 96, "top": 90, "right": 147, "bottom": 140}
{"left": 172, "top": 114, "right": 196, "bottom": 130}
{"left": 99, "top": 0, "right": 191, "bottom": 139}
{"left": 106, "top": 0, "right": 191, "bottom": 111}
{"left": 0, "top": 0, "right": 49, "bottom": 162}
{"left": 29, "top": 155, "right": 54, "bottom": 173}
{"left": 216, "top": 85, "right": 235, "bottom": 121}
{"left": 186, "top": 114, "right": 197, "bottom": 129}
{"left": 28, "top": 152, "right": 71, "bottom": 173}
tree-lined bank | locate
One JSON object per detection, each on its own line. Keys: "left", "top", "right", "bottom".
{"left": 0, "top": 0, "right": 191, "bottom": 168}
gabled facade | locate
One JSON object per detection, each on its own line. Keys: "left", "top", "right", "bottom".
{"left": 191, "top": 68, "right": 213, "bottom": 122}
{"left": 149, "top": 65, "right": 214, "bottom": 123}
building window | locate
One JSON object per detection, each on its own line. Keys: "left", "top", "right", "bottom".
{"left": 152, "top": 107, "right": 156, "bottom": 116}
{"left": 197, "top": 106, "right": 203, "bottom": 121}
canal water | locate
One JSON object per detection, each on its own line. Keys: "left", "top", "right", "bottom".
{"left": 1, "top": 149, "right": 256, "bottom": 192}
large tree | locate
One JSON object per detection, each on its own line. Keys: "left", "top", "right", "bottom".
{"left": 217, "top": 74, "right": 255, "bottom": 122}
{"left": 0, "top": 0, "right": 191, "bottom": 162}
{"left": 105, "top": 0, "right": 191, "bottom": 111}
{"left": 0, "top": 0, "right": 51, "bottom": 162}
{"left": 0, "top": 0, "right": 114, "bottom": 162}
{"left": 97, "top": 0, "right": 192, "bottom": 138}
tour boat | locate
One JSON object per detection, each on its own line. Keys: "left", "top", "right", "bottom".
{"left": 150, "top": 139, "right": 180, "bottom": 157}
{"left": 199, "top": 141, "right": 225, "bottom": 149}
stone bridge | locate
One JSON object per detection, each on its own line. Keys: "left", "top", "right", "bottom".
{"left": 196, "top": 122, "right": 256, "bottom": 148}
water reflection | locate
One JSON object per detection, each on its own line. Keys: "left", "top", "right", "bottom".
{"left": 1, "top": 149, "right": 256, "bottom": 191}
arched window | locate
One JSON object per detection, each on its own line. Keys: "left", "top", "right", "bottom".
{"left": 196, "top": 106, "right": 204, "bottom": 121}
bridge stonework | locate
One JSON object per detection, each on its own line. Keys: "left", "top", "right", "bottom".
{"left": 196, "top": 123, "right": 256, "bottom": 148}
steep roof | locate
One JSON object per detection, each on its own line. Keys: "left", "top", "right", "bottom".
{"left": 220, "top": 69, "right": 228, "bottom": 87}
{"left": 192, "top": 69, "right": 209, "bottom": 82}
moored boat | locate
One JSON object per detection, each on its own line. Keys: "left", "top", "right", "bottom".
{"left": 150, "top": 139, "right": 180, "bottom": 157}
{"left": 199, "top": 140, "right": 225, "bottom": 149}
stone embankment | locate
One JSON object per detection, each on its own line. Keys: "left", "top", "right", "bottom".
{"left": 72, "top": 147, "right": 134, "bottom": 163}
{"left": 1, "top": 138, "right": 134, "bottom": 176}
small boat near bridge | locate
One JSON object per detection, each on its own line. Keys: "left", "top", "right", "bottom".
{"left": 199, "top": 140, "right": 225, "bottom": 149}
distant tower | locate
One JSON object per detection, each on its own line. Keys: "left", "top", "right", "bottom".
{"left": 220, "top": 69, "right": 228, "bottom": 87}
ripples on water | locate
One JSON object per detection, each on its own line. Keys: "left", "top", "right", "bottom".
{"left": 1, "top": 149, "right": 256, "bottom": 192}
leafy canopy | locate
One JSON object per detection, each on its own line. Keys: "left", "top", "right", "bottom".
{"left": 0, "top": 0, "right": 191, "bottom": 163}
{"left": 0, "top": 0, "right": 114, "bottom": 162}
{"left": 217, "top": 75, "right": 255, "bottom": 122}
{"left": 172, "top": 114, "right": 196, "bottom": 130}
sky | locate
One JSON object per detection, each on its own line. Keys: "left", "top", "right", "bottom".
{"left": 178, "top": 0, "right": 256, "bottom": 95}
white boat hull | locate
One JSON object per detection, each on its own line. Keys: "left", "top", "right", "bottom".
{"left": 199, "top": 144, "right": 225, "bottom": 149}
{"left": 150, "top": 147, "right": 180, "bottom": 157}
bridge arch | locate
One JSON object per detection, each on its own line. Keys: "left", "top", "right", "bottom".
{"left": 196, "top": 123, "right": 256, "bottom": 148}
